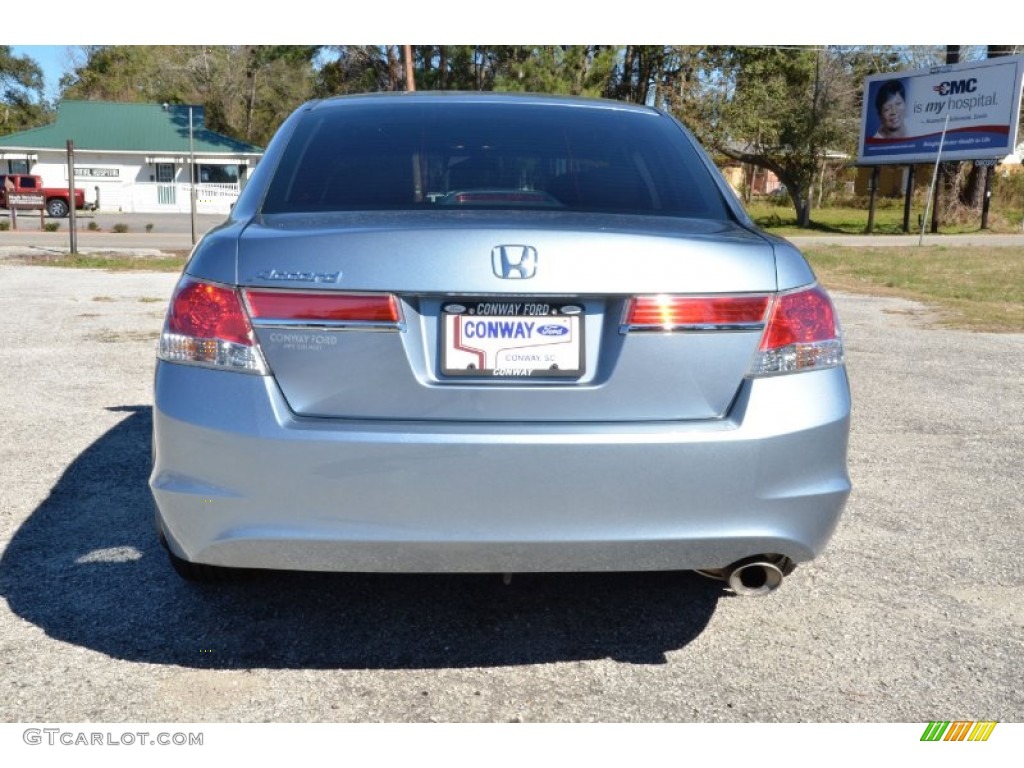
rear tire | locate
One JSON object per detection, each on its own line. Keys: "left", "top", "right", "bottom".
{"left": 46, "top": 198, "right": 69, "bottom": 218}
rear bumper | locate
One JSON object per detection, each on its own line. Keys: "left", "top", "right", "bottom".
{"left": 151, "top": 363, "right": 851, "bottom": 573}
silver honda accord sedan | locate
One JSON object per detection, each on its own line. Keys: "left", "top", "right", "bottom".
{"left": 151, "top": 92, "right": 850, "bottom": 595}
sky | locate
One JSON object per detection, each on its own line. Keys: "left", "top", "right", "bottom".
{"left": 10, "top": 45, "right": 75, "bottom": 102}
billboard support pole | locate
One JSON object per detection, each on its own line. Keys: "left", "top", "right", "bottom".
{"left": 980, "top": 165, "right": 993, "bottom": 230}
{"left": 920, "top": 114, "right": 951, "bottom": 246}
{"left": 902, "top": 165, "right": 915, "bottom": 233}
{"left": 866, "top": 167, "right": 880, "bottom": 233}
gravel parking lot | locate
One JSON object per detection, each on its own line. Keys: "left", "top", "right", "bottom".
{"left": 0, "top": 262, "right": 1021, "bottom": 722}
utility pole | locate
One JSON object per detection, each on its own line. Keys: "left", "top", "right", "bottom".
{"left": 189, "top": 106, "right": 197, "bottom": 246}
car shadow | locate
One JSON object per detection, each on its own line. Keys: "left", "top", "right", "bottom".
{"left": 0, "top": 406, "right": 724, "bottom": 670}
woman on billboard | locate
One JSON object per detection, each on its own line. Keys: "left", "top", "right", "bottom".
{"left": 872, "top": 79, "right": 908, "bottom": 139}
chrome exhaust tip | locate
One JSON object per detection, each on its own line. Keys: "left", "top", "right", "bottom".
{"left": 724, "top": 557, "right": 786, "bottom": 596}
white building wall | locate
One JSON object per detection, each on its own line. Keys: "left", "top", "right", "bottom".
{"left": 26, "top": 150, "right": 252, "bottom": 214}
{"left": 31, "top": 153, "right": 134, "bottom": 211}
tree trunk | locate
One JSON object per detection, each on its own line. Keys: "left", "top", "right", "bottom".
{"left": 386, "top": 46, "right": 401, "bottom": 91}
{"left": 403, "top": 45, "right": 416, "bottom": 92}
{"left": 798, "top": 194, "right": 811, "bottom": 228}
{"left": 621, "top": 46, "right": 636, "bottom": 102}
{"left": 241, "top": 46, "right": 259, "bottom": 142}
{"left": 961, "top": 164, "right": 984, "bottom": 208}
{"left": 788, "top": 183, "right": 810, "bottom": 228}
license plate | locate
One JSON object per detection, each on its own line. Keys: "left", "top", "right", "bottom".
{"left": 441, "top": 301, "right": 584, "bottom": 378}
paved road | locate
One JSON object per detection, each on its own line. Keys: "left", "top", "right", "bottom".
{"left": 0, "top": 212, "right": 227, "bottom": 252}
{"left": 3, "top": 212, "right": 1024, "bottom": 253}
{"left": 0, "top": 262, "right": 1021, "bottom": 723}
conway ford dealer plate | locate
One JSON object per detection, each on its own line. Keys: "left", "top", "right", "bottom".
{"left": 441, "top": 300, "right": 584, "bottom": 378}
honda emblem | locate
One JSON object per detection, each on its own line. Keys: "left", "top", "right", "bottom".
{"left": 492, "top": 245, "right": 537, "bottom": 279}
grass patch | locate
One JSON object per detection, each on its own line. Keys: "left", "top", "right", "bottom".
{"left": 11, "top": 252, "right": 189, "bottom": 272}
{"left": 805, "top": 246, "right": 1024, "bottom": 332}
{"left": 745, "top": 202, "right": 1023, "bottom": 237}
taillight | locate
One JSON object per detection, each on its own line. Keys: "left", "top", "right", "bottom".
{"left": 623, "top": 295, "right": 770, "bottom": 330}
{"left": 168, "top": 280, "right": 250, "bottom": 344}
{"left": 749, "top": 285, "right": 844, "bottom": 376}
{"left": 158, "top": 277, "right": 267, "bottom": 373}
{"left": 244, "top": 291, "right": 400, "bottom": 325}
{"left": 622, "top": 286, "right": 843, "bottom": 377}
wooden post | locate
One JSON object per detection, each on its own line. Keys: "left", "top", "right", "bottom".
{"left": 902, "top": 165, "right": 915, "bottom": 233}
{"left": 929, "top": 172, "right": 941, "bottom": 234}
{"left": 866, "top": 167, "right": 880, "bottom": 234}
{"left": 980, "top": 163, "right": 993, "bottom": 230}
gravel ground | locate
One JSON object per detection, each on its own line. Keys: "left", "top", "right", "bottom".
{"left": 0, "top": 263, "right": 1021, "bottom": 723}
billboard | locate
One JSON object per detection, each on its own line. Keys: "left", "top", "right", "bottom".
{"left": 858, "top": 56, "right": 1024, "bottom": 165}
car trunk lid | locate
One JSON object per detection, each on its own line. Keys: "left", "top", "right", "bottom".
{"left": 236, "top": 211, "right": 778, "bottom": 422}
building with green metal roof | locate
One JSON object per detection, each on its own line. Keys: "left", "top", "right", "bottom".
{"left": 0, "top": 101, "right": 263, "bottom": 214}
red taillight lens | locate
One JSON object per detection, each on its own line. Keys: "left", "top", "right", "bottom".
{"left": 750, "top": 285, "right": 843, "bottom": 376}
{"left": 626, "top": 295, "right": 770, "bottom": 328}
{"left": 759, "top": 286, "right": 838, "bottom": 350}
{"left": 244, "top": 291, "right": 400, "bottom": 323}
{"left": 160, "top": 277, "right": 266, "bottom": 373}
{"left": 168, "top": 278, "right": 252, "bottom": 345}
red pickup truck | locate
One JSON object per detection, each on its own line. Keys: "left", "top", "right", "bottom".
{"left": 0, "top": 173, "right": 89, "bottom": 218}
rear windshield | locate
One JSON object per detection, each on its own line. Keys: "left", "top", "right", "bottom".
{"left": 261, "top": 100, "right": 732, "bottom": 220}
